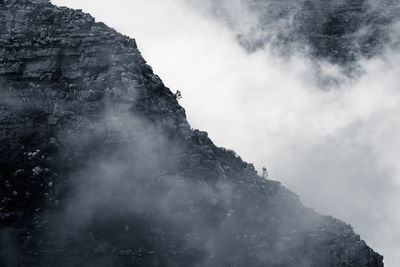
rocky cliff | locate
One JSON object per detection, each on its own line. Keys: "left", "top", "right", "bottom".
{"left": 0, "top": 0, "right": 383, "bottom": 266}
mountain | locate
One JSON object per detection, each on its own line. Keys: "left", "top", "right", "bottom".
{"left": 0, "top": 0, "right": 383, "bottom": 266}
{"left": 193, "top": 0, "right": 399, "bottom": 65}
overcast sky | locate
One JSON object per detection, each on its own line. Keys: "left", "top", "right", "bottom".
{"left": 52, "top": 0, "right": 400, "bottom": 265}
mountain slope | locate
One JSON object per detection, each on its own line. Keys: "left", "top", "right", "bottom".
{"left": 0, "top": 0, "right": 383, "bottom": 266}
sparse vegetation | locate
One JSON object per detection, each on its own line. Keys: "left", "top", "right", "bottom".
{"left": 175, "top": 90, "right": 182, "bottom": 100}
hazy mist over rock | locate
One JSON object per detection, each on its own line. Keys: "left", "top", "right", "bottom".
{"left": 0, "top": 0, "right": 398, "bottom": 266}
{"left": 193, "top": 0, "right": 399, "bottom": 60}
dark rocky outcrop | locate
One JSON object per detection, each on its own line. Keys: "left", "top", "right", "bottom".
{"left": 0, "top": 0, "right": 383, "bottom": 266}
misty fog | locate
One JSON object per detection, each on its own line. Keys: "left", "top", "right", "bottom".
{"left": 51, "top": 0, "right": 400, "bottom": 265}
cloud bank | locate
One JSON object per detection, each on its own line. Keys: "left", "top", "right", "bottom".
{"left": 52, "top": 0, "right": 400, "bottom": 265}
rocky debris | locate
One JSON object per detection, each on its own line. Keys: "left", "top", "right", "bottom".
{"left": 0, "top": 1, "right": 383, "bottom": 267}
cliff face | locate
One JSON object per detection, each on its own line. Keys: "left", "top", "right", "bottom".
{"left": 0, "top": 1, "right": 383, "bottom": 266}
